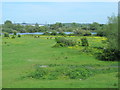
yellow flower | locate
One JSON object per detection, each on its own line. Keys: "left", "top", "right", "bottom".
{"left": 68, "top": 47, "right": 73, "bottom": 48}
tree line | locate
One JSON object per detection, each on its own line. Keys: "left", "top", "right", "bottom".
{"left": 1, "top": 20, "right": 105, "bottom": 34}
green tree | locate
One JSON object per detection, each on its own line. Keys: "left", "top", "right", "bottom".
{"left": 71, "top": 22, "right": 78, "bottom": 27}
{"left": 2, "top": 20, "right": 14, "bottom": 33}
{"left": 4, "top": 20, "right": 14, "bottom": 28}
{"left": 34, "top": 23, "right": 40, "bottom": 32}
{"left": 39, "top": 26, "right": 48, "bottom": 32}
{"left": 14, "top": 24, "right": 24, "bottom": 32}
{"left": 97, "top": 15, "right": 120, "bottom": 61}
{"left": 50, "top": 22, "right": 63, "bottom": 30}
{"left": 51, "top": 31, "right": 57, "bottom": 35}
{"left": 106, "top": 15, "right": 118, "bottom": 50}
{"left": 13, "top": 30, "right": 17, "bottom": 35}
{"left": 90, "top": 22, "right": 100, "bottom": 30}
{"left": 4, "top": 20, "right": 12, "bottom": 24}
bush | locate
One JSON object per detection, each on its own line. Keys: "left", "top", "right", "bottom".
{"left": 51, "top": 31, "right": 57, "bottom": 35}
{"left": 18, "top": 34, "right": 21, "bottom": 37}
{"left": 23, "top": 64, "right": 117, "bottom": 80}
{"left": 96, "top": 15, "right": 119, "bottom": 61}
{"left": 43, "top": 31, "right": 50, "bottom": 35}
{"left": 83, "top": 31, "right": 91, "bottom": 36}
{"left": 73, "top": 30, "right": 91, "bottom": 36}
{"left": 96, "top": 48, "right": 120, "bottom": 61}
{"left": 55, "top": 37, "right": 66, "bottom": 43}
{"left": 96, "top": 30, "right": 106, "bottom": 37}
{"left": 13, "top": 31, "right": 17, "bottom": 35}
{"left": 25, "top": 65, "right": 94, "bottom": 80}
{"left": 29, "top": 68, "right": 48, "bottom": 79}
{"left": 4, "top": 33, "right": 9, "bottom": 37}
{"left": 54, "top": 37, "right": 77, "bottom": 47}
{"left": 58, "top": 32, "right": 66, "bottom": 36}
{"left": 73, "top": 30, "right": 84, "bottom": 36}
{"left": 66, "top": 68, "right": 93, "bottom": 79}
{"left": 68, "top": 33, "right": 75, "bottom": 36}
{"left": 52, "top": 43, "right": 66, "bottom": 48}
{"left": 2, "top": 28, "right": 13, "bottom": 33}
{"left": 81, "top": 38, "right": 89, "bottom": 46}
{"left": 11, "top": 35, "right": 15, "bottom": 39}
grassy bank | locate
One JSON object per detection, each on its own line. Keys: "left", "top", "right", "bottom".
{"left": 2, "top": 35, "right": 118, "bottom": 88}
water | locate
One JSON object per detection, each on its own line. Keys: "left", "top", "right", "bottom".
{"left": 17, "top": 32, "right": 44, "bottom": 35}
{"left": 1, "top": 32, "right": 96, "bottom": 35}
{"left": 9, "top": 32, "right": 73, "bottom": 35}
{"left": 91, "top": 32, "right": 97, "bottom": 35}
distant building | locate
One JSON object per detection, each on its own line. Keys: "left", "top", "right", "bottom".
{"left": 14, "top": 23, "right": 45, "bottom": 26}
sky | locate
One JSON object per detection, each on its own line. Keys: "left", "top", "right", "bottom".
{"left": 2, "top": 2, "right": 118, "bottom": 24}
{"left": 2, "top": 0, "right": 119, "bottom": 2}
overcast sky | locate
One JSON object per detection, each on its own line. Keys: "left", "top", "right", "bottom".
{"left": 2, "top": 2, "right": 118, "bottom": 24}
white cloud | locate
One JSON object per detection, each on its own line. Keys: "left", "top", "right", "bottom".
{"left": 2, "top": 0, "right": 119, "bottom": 2}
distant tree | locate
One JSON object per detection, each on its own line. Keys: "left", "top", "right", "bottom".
{"left": 4, "top": 20, "right": 14, "bottom": 29}
{"left": 90, "top": 22, "right": 100, "bottom": 30}
{"left": 39, "top": 26, "right": 48, "bottom": 32}
{"left": 73, "top": 29, "right": 85, "bottom": 36}
{"left": 2, "top": 20, "right": 14, "bottom": 33}
{"left": 4, "top": 20, "right": 12, "bottom": 25}
{"left": 19, "top": 29, "right": 26, "bottom": 33}
{"left": 14, "top": 24, "right": 24, "bottom": 32}
{"left": 34, "top": 23, "right": 40, "bottom": 32}
{"left": 71, "top": 22, "right": 78, "bottom": 27}
{"left": 50, "top": 22, "right": 63, "bottom": 30}
{"left": 13, "top": 30, "right": 17, "bottom": 35}
{"left": 58, "top": 31, "right": 66, "bottom": 35}
{"left": 2, "top": 28, "right": 13, "bottom": 33}
{"left": 43, "top": 31, "right": 50, "bottom": 35}
{"left": 25, "top": 25, "right": 35, "bottom": 33}
{"left": 51, "top": 31, "right": 57, "bottom": 35}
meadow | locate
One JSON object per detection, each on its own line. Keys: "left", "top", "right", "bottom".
{"left": 2, "top": 35, "right": 118, "bottom": 88}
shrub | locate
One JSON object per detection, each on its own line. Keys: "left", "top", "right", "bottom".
{"left": 96, "top": 30, "right": 106, "bottom": 37}
{"left": 81, "top": 38, "right": 89, "bottom": 46}
{"left": 18, "top": 34, "right": 21, "bottom": 37}
{"left": 54, "top": 37, "right": 77, "bottom": 47}
{"left": 83, "top": 31, "right": 91, "bottom": 36}
{"left": 58, "top": 32, "right": 66, "bottom": 36}
{"left": 2, "top": 28, "right": 13, "bottom": 33}
{"left": 68, "top": 33, "right": 75, "bottom": 36}
{"left": 74, "top": 30, "right": 91, "bottom": 36}
{"left": 66, "top": 68, "right": 93, "bottom": 79}
{"left": 55, "top": 37, "right": 66, "bottom": 43}
{"left": 65, "top": 40, "right": 76, "bottom": 46}
{"left": 11, "top": 35, "right": 15, "bottom": 39}
{"left": 43, "top": 31, "right": 50, "bottom": 35}
{"left": 26, "top": 65, "right": 94, "bottom": 80}
{"left": 29, "top": 68, "right": 48, "bottom": 79}
{"left": 13, "top": 31, "right": 17, "bottom": 35}
{"left": 4, "top": 33, "right": 9, "bottom": 37}
{"left": 23, "top": 64, "right": 117, "bottom": 80}
{"left": 52, "top": 43, "right": 66, "bottom": 48}
{"left": 51, "top": 31, "right": 57, "bottom": 35}
{"left": 96, "top": 15, "right": 119, "bottom": 61}
{"left": 96, "top": 48, "right": 120, "bottom": 61}
{"left": 73, "top": 30, "right": 84, "bottom": 36}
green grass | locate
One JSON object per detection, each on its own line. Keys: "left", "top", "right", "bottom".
{"left": 2, "top": 35, "right": 118, "bottom": 88}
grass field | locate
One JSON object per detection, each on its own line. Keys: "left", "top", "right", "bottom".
{"left": 2, "top": 35, "right": 119, "bottom": 88}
